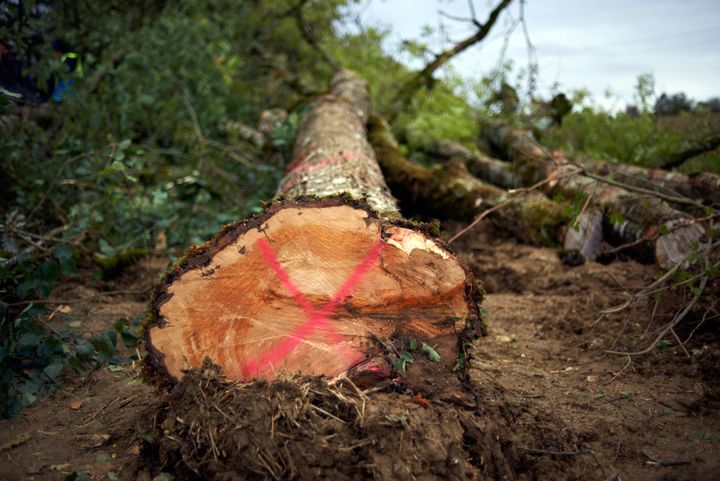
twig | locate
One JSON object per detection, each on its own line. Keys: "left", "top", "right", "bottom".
{"left": 641, "top": 450, "right": 690, "bottom": 467}
{"left": 601, "top": 213, "right": 718, "bottom": 258}
{"left": 309, "top": 404, "right": 346, "bottom": 423}
{"left": 604, "top": 356, "right": 632, "bottom": 385}
{"left": 570, "top": 188, "right": 595, "bottom": 229}
{"left": 684, "top": 299, "right": 719, "bottom": 345}
{"left": 606, "top": 241, "right": 711, "bottom": 356}
{"left": 601, "top": 262, "right": 683, "bottom": 315}
{"left": 670, "top": 328, "right": 690, "bottom": 358}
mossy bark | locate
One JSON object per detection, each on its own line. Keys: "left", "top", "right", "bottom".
{"left": 428, "top": 139, "right": 523, "bottom": 190}
{"left": 479, "top": 119, "right": 706, "bottom": 267}
{"left": 368, "top": 115, "right": 567, "bottom": 246}
{"left": 426, "top": 138, "right": 603, "bottom": 258}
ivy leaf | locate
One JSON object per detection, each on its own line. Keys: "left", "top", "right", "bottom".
{"left": 395, "top": 351, "right": 414, "bottom": 373}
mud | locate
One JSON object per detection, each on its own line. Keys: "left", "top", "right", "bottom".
{"left": 1, "top": 224, "right": 718, "bottom": 480}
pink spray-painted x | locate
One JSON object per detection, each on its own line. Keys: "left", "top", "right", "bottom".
{"left": 243, "top": 237, "right": 383, "bottom": 378}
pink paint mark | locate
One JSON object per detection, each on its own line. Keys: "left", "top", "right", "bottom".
{"left": 245, "top": 237, "right": 383, "bottom": 378}
{"left": 285, "top": 150, "right": 363, "bottom": 175}
{"left": 287, "top": 156, "right": 336, "bottom": 175}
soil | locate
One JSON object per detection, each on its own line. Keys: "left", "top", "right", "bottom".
{"left": 1, "top": 224, "right": 718, "bottom": 480}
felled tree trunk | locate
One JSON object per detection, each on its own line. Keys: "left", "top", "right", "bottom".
{"left": 429, "top": 139, "right": 523, "bottom": 190}
{"left": 580, "top": 158, "right": 720, "bottom": 208}
{"left": 479, "top": 119, "right": 706, "bottom": 267}
{"left": 427, "top": 139, "right": 604, "bottom": 259}
{"left": 145, "top": 71, "right": 481, "bottom": 385}
{"left": 368, "top": 115, "right": 567, "bottom": 246}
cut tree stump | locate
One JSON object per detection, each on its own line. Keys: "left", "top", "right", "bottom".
{"left": 145, "top": 71, "right": 481, "bottom": 384}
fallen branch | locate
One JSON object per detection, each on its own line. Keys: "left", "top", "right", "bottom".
{"left": 605, "top": 238, "right": 717, "bottom": 356}
{"left": 479, "top": 118, "right": 707, "bottom": 267}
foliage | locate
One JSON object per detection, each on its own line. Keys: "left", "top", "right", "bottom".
{"left": 0, "top": 294, "right": 141, "bottom": 418}
{"left": 1, "top": 0, "right": 356, "bottom": 417}
{"left": 2, "top": 0, "right": 718, "bottom": 416}
{"left": 539, "top": 74, "right": 719, "bottom": 174}
{"left": 394, "top": 70, "right": 480, "bottom": 151}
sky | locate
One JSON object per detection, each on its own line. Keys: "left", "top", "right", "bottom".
{"left": 351, "top": 0, "right": 720, "bottom": 108}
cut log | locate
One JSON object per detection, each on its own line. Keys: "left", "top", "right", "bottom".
{"left": 429, "top": 139, "right": 523, "bottom": 190}
{"left": 425, "top": 138, "right": 604, "bottom": 258}
{"left": 145, "top": 71, "right": 481, "bottom": 385}
{"left": 368, "top": 115, "right": 567, "bottom": 246}
{"left": 479, "top": 119, "right": 706, "bottom": 267}
{"left": 580, "top": 158, "right": 720, "bottom": 208}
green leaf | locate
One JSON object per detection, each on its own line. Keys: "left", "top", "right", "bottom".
{"left": 421, "top": 343, "right": 441, "bottom": 362}
{"left": 23, "top": 392, "right": 37, "bottom": 406}
{"left": 43, "top": 362, "right": 65, "bottom": 382}
{"left": 408, "top": 339, "right": 417, "bottom": 351}
{"left": 53, "top": 245, "right": 74, "bottom": 261}
{"left": 17, "top": 333, "right": 41, "bottom": 349}
{"left": 395, "top": 351, "right": 414, "bottom": 373}
{"left": 609, "top": 211, "right": 625, "bottom": 226}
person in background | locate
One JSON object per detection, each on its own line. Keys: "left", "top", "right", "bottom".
{"left": 50, "top": 39, "right": 83, "bottom": 102}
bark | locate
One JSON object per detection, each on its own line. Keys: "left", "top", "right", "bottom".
{"left": 368, "top": 115, "right": 567, "bottom": 247}
{"left": 145, "top": 71, "right": 481, "bottom": 386}
{"left": 479, "top": 119, "right": 706, "bottom": 267}
{"left": 429, "top": 139, "right": 523, "bottom": 189}
{"left": 580, "top": 158, "right": 720, "bottom": 208}
{"left": 426, "top": 139, "right": 603, "bottom": 258}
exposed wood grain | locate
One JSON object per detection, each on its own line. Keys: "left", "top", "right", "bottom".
{"left": 145, "top": 71, "right": 480, "bottom": 384}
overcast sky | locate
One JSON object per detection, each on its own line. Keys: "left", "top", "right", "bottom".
{"left": 353, "top": 0, "right": 720, "bottom": 108}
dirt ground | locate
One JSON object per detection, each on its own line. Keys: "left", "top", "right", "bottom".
{"left": 1, "top": 224, "right": 718, "bottom": 480}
